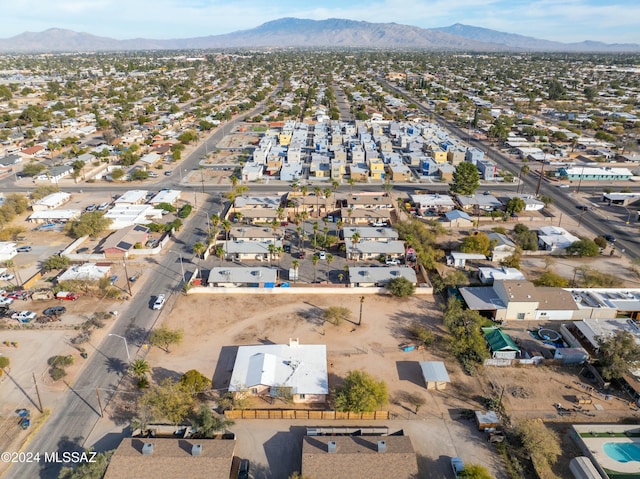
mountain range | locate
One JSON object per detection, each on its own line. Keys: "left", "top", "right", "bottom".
{"left": 0, "top": 18, "right": 637, "bottom": 53}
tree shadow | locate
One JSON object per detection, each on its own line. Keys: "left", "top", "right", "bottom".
{"left": 124, "top": 325, "right": 149, "bottom": 347}
{"left": 151, "top": 366, "right": 182, "bottom": 384}
{"left": 37, "top": 435, "right": 83, "bottom": 478}
{"left": 105, "top": 356, "right": 128, "bottom": 375}
{"left": 296, "top": 304, "right": 325, "bottom": 327}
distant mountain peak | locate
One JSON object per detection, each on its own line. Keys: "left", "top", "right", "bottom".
{"left": 0, "top": 18, "right": 637, "bottom": 53}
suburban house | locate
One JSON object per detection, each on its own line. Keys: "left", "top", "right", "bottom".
{"left": 31, "top": 192, "right": 71, "bottom": 211}
{"left": 105, "top": 204, "right": 164, "bottom": 230}
{"left": 348, "top": 267, "right": 417, "bottom": 287}
{"left": 147, "top": 190, "right": 181, "bottom": 206}
{"left": 221, "top": 239, "right": 283, "bottom": 262}
{"left": 301, "top": 435, "right": 418, "bottom": 479}
{"left": 100, "top": 225, "right": 151, "bottom": 258}
{"left": 342, "top": 226, "right": 399, "bottom": 242}
{"left": 345, "top": 239, "right": 405, "bottom": 261}
{"left": 58, "top": 263, "right": 111, "bottom": 282}
{"left": 459, "top": 280, "right": 580, "bottom": 322}
{"left": 28, "top": 209, "right": 81, "bottom": 224}
{"left": 228, "top": 339, "right": 328, "bottom": 403}
{"left": 443, "top": 209, "right": 474, "bottom": 228}
{"left": 456, "top": 193, "right": 503, "bottom": 212}
{"left": 537, "top": 226, "right": 579, "bottom": 252}
{"left": 114, "top": 190, "right": 149, "bottom": 205}
{"left": 229, "top": 226, "right": 281, "bottom": 242}
{"left": 486, "top": 232, "right": 517, "bottom": 262}
{"left": 207, "top": 267, "right": 277, "bottom": 288}
{"left": 104, "top": 438, "right": 235, "bottom": 479}
{"left": 410, "top": 194, "right": 455, "bottom": 215}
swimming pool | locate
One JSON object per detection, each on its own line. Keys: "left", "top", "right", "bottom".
{"left": 603, "top": 442, "right": 640, "bottom": 463}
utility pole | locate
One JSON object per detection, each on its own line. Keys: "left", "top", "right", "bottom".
{"left": 123, "top": 258, "right": 132, "bottom": 296}
{"left": 32, "top": 373, "right": 43, "bottom": 413}
{"left": 358, "top": 296, "right": 365, "bottom": 326}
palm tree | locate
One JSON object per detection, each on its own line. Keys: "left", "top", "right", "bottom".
{"left": 291, "top": 259, "right": 300, "bottom": 283}
{"left": 193, "top": 242, "right": 206, "bottom": 258}
{"left": 312, "top": 255, "right": 319, "bottom": 283}
{"left": 347, "top": 178, "right": 356, "bottom": 194}
{"left": 300, "top": 185, "right": 308, "bottom": 198}
{"left": 312, "top": 221, "right": 319, "bottom": 249}
{"left": 235, "top": 212, "right": 243, "bottom": 224}
{"left": 129, "top": 359, "right": 150, "bottom": 379}
{"left": 326, "top": 253, "right": 334, "bottom": 280}
{"left": 221, "top": 219, "right": 232, "bottom": 254}
{"left": 267, "top": 243, "right": 277, "bottom": 268}
{"left": 230, "top": 175, "right": 239, "bottom": 191}
{"left": 351, "top": 232, "right": 361, "bottom": 263}
{"left": 323, "top": 187, "right": 332, "bottom": 215}
{"left": 276, "top": 207, "right": 285, "bottom": 223}
{"left": 215, "top": 245, "right": 225, "bottom": 266}
{"left": 313, "top": 186, "right": 322, "bottom": 217}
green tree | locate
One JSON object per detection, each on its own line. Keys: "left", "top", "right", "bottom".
{"left": 459, "top": 463, "right": 493, "bottom": 479}
{"left": 178, "top": 130, "right": 198, "bottom": 144}
{"left": 110, "top": 168, "right": 125, "bottom": 181}
{"left": 157, "top": 202, "right": 176, "bottom": 212}
{"left": 451, "top": 162, "right": 480, "bottom": 195}
{"left": 333, "top": 370, "right": 388, "bottom": 412}
{"left": 192, "top": 242, "right": 206, "bottom": 258}
{"left": 566, "top": 238, "right": 599, "bottom": 257}
{"left": 65, "top": 211, "right": 113, "bottom": 238}
{"left": 513, "top": 224, "right": 538, "bottom": 251}
{"left": 505, "top": 197, "right": 525, "bottom": 215}
{"left": 192, "top": 404, "right": 234, "bottom": 438}
{"left": 149, "top": 326, "right": 184, "bottom": 353}
{"left": 21, "top": 161, "right": 46, "bottom": 177}
{"left": 43, "top": 254, "right": 70, "bottom": 271}
{"left": 593, "top": 236, "right": 607, "bottom": 249}
{"left": 386, "top": 277, "right": 415, "bottom": 297}
{"left": 460, "top": 232, "right": 492, "bottom": 256}
{"left": 533, "top": 271, "right": 569, "bottom": 287}
{"left": 130, "top": 169, "right": 149, "bottom": 181}
{"left": 31, "top": 185, "right": 60, "bottom": 201}
{"left": 58, "top": 450, "right": 113, "bottom": 479}
{"left": 179, "top": 369, "right": 212, "bottom": 395}
{"left": 323, "top": 306, "right": 351, "bottom": 326}
{"left": 138, "top": 378, "right": 193, "bottom": 426}
{"left": 0, "top": 356, "right": 10, "bottom": 370}
{"left": 500, "top": 251, "right": 521, "bottom": 269}
{"left": 597, "top": 330, "right": 640, "bottom": 380}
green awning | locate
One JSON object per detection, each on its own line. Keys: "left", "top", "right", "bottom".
{"left": 482, "top": 327, "right": 520, "bottom": 352}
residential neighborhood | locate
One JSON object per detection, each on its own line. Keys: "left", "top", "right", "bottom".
{"left": 0, "top": 48, "right": 639, "bottom": 479}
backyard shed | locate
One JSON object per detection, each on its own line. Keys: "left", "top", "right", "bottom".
{"left": 475, "top": 410, "right": 500, "bottom": 431}
{"left": 419, "top": 361, "right": 451, "bottom": 390}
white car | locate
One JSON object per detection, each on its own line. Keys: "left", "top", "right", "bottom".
{"left": 152, "top": 294, "right": 166, "bottom": 310}
{"left": 317, "top": 251, "right": 327, "bottom": 260}
{"left": 370, "top": 220, "right": 388, "bottom": 227}
{"left": 385, "top": 258, "right": 400, "bottom": 266}
{"left": 11, "top": 311, "right": 37, "bottom": 322}
{"left": 0, "top": 296, "right": 14, "bottom": 306}
{"left": 0, "top": 273, "right": 15, "bottom": 281}
{"left": 451, "top": 457, "right": 464, "bottom": 478}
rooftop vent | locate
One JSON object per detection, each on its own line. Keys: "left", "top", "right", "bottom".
{"left": 191, "top": 444, "right": 202, "bottom": 456}
{"left": 142, "top": 443, "right": 154, "bottom": 455}
{"left": 328, "top": 441, "right": 337, "bottom": 454}
{"left": 377, "top": 440, "right": 387, "bottom": 453}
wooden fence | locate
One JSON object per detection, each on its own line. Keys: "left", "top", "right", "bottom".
{"left": 223, "top": 409, "right": 390, "bottom": 420}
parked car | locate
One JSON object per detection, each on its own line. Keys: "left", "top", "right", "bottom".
{"left": 451, "top": 457, "right": 464, "bottom": 478}
{"left": 16, "top": 245, "right": 32, "bottom": 253}
{"left": 152, "top": 294, "right": 166, "bottom": 310}
{"left": 109, "top": 275, "right": 118, "bottom": 285}
{"left": 164, "top": 170, "right": 172, "bottom": 176}
{"left": 385, "top": 258, "right": 400, "bottom": 266}
{"left": 11, "top": 311, "right": 37, "bottom": 323}
{"left": 0, "top": 297, "right": 14, "bottom": 306}
{"left": 604, "top": 234, "right": 616, "bottom": 243}
{"left": 6, "top": 291, "right": 29, "bottom": 301}
{"left": 148, "top": 171, "right": 158, "bottom": 178}
{"left": 370, "top": 220, "right": 388, "bottom": 227}
{"left": 316, "top": 251, "right": 327, "bottom": 260}
{"left": 0, "top": 273, "right": 15, "bottom": 281}
{"left": 238, "top": 459, "right": 250, "bottom": 479}
{"left": 56, "top": 292, "right": 79, "bottom": 301}
{"left": 43, "top": 306, "right": 66, "bottom": 317}
{"left": 85, "top": 204, "right": 97, "bottom": 212}
{"left": 97, "top": 202, "right": 110, "bottom": 211}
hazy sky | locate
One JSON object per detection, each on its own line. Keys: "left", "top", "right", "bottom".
{"left": 4, "top": 0, "right": 639, "bottom": 44}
